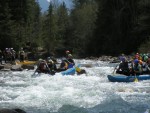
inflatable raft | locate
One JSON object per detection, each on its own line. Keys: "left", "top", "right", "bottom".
{"left": 61, "top": 67, "right": 76, "bottom": 75}
{"left": 107, "top": 74, "right": 150, "bottom": 82}
{"left": 16, "top": 60, "right": 36, "bottom": 65}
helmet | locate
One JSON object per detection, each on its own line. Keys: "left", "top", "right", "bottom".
{"left": 66, "top": 50, "right": 70, "bottom": 54}
{"left": 39, "top": 58, "right": 43, "bottom": 61}
{"left": 144, "top": 56, "right": 148, "bottom": 62}
{"left": 47, "top": 57, "right": 51, "bottom": 60}
{"left": 121, "top": 53, "right": 125, "bottom": 56}
{"left": 120, "top": 56, "right": 125, "bottom": 62}
{"left": 48, "top": 60, "right": 53, "bottom": 63}
{"left": 68, "top": 54, "right": 72, "bottom": 58}
{"left": 134, "top": 59, "right": 139, "bottom": 64}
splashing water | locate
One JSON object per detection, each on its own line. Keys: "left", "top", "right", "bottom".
{"left": 0, "top": 59, "right": 150, "bottom": 113}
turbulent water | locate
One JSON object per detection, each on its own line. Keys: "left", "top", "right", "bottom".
{"left": 0, "top": 59, "right": 150, "bottom": 113}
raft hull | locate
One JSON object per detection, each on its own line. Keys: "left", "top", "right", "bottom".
{"left": 16, "top": 60, "right": 36, "bottom": 65}
{"left": 61, "top": 67, "right": 76, "bottom": 75}
{"left": 107, "top": 74, "right": 150, "bottom": 82}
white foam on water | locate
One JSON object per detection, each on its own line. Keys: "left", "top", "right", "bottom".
{"left": 0, "top": 59, "right": 149, "bottom": 113}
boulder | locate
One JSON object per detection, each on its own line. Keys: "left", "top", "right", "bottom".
{"left": 0, "top": 108, "right": 26, "bottom": 113}
{"left": 4, "top": 63, "right": 12, "bottom": 69}
{"left": 11, "top": 64, "right": 23, "bottom": 71}
{"left": 0, "top": 65, "right": 4, "bottom": 70}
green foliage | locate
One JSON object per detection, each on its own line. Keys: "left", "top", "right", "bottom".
{"left": 0, "top": 0, "right": 41, "bottom": 50}
{"left": 42, "top": 2, "right": 58, "bottom": 53}
{"left": 70, "top": 0, "right": 98, "bottom": 57}
{"left": 0, "top": 1, "right": 15, "bottom": 49}
{"left": 0, "top": 0, "right": 150, "bottom": 57}
{"left": 92, "top": 0, "right": 150, "bottom": 56}
{"left": 42, "top": 1, "right": 70, "bottom": 55}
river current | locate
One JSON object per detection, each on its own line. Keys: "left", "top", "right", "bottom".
{"left": 0, "top": 59, "right": 150, "bottom": 113}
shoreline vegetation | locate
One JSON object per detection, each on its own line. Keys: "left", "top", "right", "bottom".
{"left": 0, "top": 0, "right": 150, "bottom": 57}
{"left": 0, "top": 53, "right": 146, "bottom": 71}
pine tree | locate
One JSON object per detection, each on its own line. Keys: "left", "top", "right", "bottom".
{"left": 0, "top": 1, "right": 14, "bottom": 49}
{"left": 70, "top": 0, "right": 98, "bottom": 57}
{"left": 42, "top": 2, "right": 58, "bottom": 54}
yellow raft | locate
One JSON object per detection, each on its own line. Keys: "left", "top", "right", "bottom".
{"left": 15, "top": 60, "right": 37, "bottom": 65}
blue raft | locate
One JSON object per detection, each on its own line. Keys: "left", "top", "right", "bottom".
{"left": 107, "top": 74, "right": 150, "bottom": 82}
{"left": 61, "top": 67, "right": 76, "bottom": 75}
{"left": 61, "top": 64, "right": 81, "bottom": 76}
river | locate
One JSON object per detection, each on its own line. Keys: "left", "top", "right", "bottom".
{"left": 0, "top": 59, "right": 150, "bottom": 113}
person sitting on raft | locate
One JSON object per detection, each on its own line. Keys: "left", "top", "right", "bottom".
{"left": 130, "top": 59, "right": 143, "bottom": 75}
{"left": 57, "top": 58, "right": 68, "bottom": 72}
{"left": 66, "top": 54, "right": 75, "bottom": 68}
{"left": 65, "top": 50, "right": 70, "bottom": 58}
{"left": 19, "top": 48, "right": 25, "bottom": 62}
{"left": 145, "top": 55, "right": 150, "bottom": 74}
{"left": 116, "top": 57, "right": 130, "bottom": 75}
{"left": 65, "top": 50, "right": 75, "bottom": 68}
{"left": 47, "top": 59, "right": 57, "bottom": 75}
{"left": 37, "top": 59, "right": 50, "bottom": 74}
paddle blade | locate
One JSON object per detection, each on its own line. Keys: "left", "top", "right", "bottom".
{"left": 134, "top": 77, "right": 138, "bottom": 82}
{"left": 75, "top": 67, "right": 81, "bottom": 72}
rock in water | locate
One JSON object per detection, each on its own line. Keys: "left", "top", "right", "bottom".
{"left": 11, "top": 64, "right": 23, "bottom": 71}
{"left": 0, "top": 108, "right": 26, "bottom": 113}
{"left": 0, "top": 65, "right": 4, "bottom": 70}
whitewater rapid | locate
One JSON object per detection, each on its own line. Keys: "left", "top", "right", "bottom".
{"left": 0, "top": 59, "right": 150, "bottom": 113}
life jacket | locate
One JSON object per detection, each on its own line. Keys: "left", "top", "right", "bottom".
{"left": 60, "top": 61, "right": 68, "bottom": 69}
{"left": 133, "top": 63, "right": 142, "bottom": 73}
{"left": 64, "top": 62, "right": 68, "bottom": 69}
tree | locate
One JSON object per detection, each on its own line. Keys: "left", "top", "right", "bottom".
{"left": 92, "top": 0, "right": 143, "bottom": 56}
{"left": 70, "top": 0, "right": 98, "bottom": 57}
{"left": 0, "top": 1, "right": 14, "bottom": 49}
{"left": 42, "top": 2, "right": 59, "bottom": 54}
{"left": 56, "top": 2, "right": 70, "bottom": 49}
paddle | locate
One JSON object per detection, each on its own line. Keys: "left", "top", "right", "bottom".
{"left": 75, "top": 64, "right": 81, "bottom": 72}
{"left": 45, "top": 63, "right": 55, "bottom": 76}
{"left": 31, "top": 61, "right": 42, "bottom": 77}
{"left": 113, "top": 64, "right": 119, "bottom": 75}
{"left": 134, "top": 74, "right": 138, "bottom": 82}
{"left": 31, "top": 68, "right": 38, "bottom": 77}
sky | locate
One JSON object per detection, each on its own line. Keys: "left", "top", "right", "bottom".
{"left": 38, "top": 0, "right": 72, "bottom": 12}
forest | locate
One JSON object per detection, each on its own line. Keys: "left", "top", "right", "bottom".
{"left": 0, "top": 0, "right": 150, "bottom": 58}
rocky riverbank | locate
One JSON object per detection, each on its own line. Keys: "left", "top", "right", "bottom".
{"left": 0, "top": 56, "right": 121, "bottom": 71}
{"left": 0, "top": 63, "right": 35, "bottom": 71}
{"left": 85, "top": 55, "right": 120, "bottom": 63}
